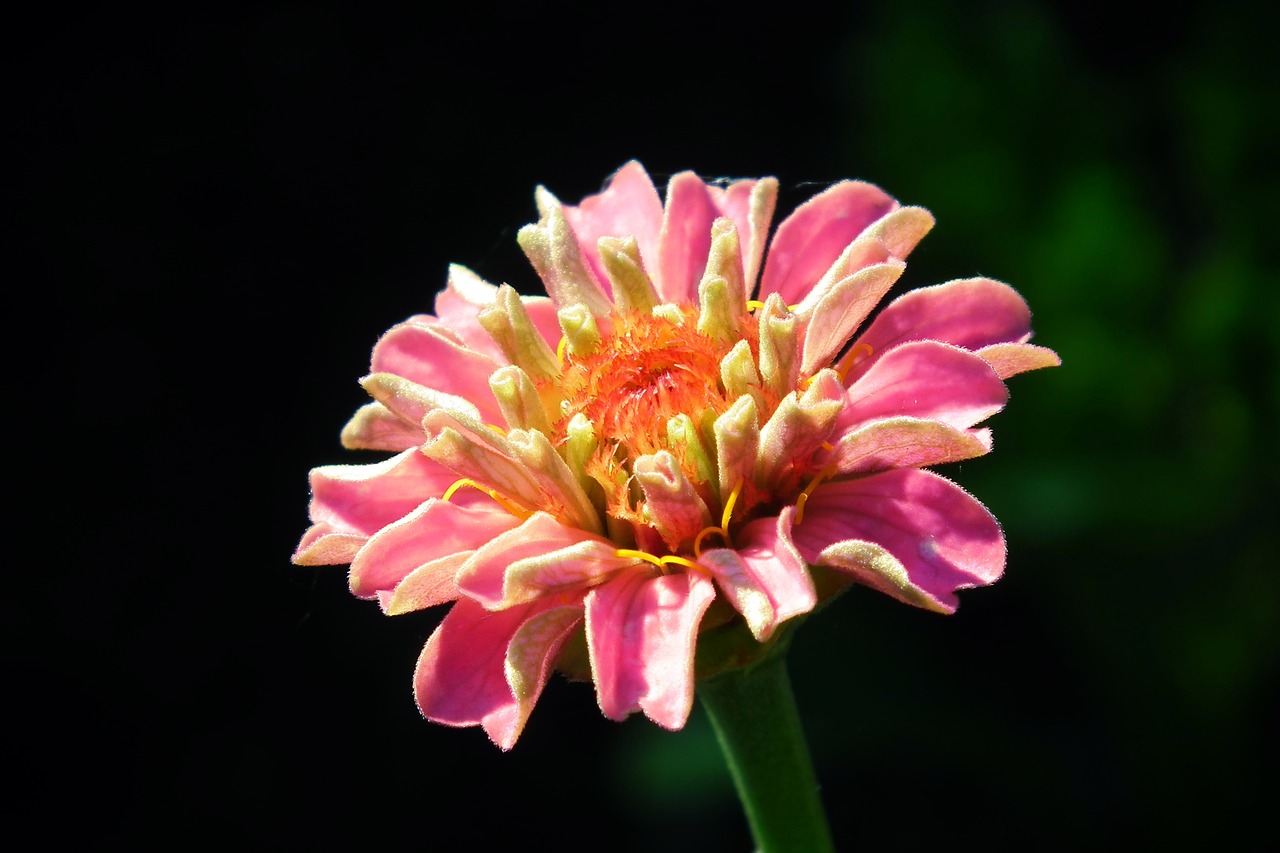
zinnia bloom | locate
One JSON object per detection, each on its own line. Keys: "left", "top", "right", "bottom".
{"left": 293, "top": 161, "right": 1058, "bottom": 749}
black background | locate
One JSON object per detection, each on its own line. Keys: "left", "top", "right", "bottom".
{"left": 20, "top": 2, "right": 1278, "bottom": 848}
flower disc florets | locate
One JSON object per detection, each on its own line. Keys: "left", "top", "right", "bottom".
{"left": 558, "top": 306, "right": 751, "bottom": 457}
{"left": 293, "top": 161, "right": 1059, "bottom": 749}
{"left": 553, "top": 306, "right": 770, "bottom": 548}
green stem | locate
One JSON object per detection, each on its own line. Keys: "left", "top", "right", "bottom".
{"left": 698, "top": 653, "right": 835, "bottom": 853}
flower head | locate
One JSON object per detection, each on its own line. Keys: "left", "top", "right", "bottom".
{"left": 294, "top": 162, "right": 1059, "bottom": 749}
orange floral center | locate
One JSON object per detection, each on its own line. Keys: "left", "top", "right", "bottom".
{"left": 557, "top": 306, "right": 755, "bottom": 460}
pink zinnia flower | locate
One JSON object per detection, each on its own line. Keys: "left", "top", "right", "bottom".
{"left": 293, "top": 161, "right": 1059, "bottom": 749}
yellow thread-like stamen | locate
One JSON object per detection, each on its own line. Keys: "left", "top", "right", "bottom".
{"left": 689, "top": 478, "right": 745, "bottom": 556}
{"left": 836, "top": 343, "right": 874, "bottom": 382}
{"left": 493, "top": 495, "right": 532, "bottom": 518}
{"left": 659, "top": 554, "right": 701, "bottom": 572}
{"left": 486, "top": 423, "right": 507, "bottom": 435}
{"left": 614, "top": 549, "right": 709, "bottom": 577}
{"left": 693, "top": 526, "right": 727, "bottom": 557}
{"left": 794, "top": 464, "right": 837, "bottom": 526}
{"left": 746, "top": 300, "right": 800, "bottom": 314}
{"left": 441, "top": 477, "right": 530, "bottom": 519}
{"left": 441, "top": 477, "right": 480, "bottom": 503}
{"left": 721, "top": 478, "right": 744, "bottom": 531}
{"left": 615, "top": 548, "right": 666, "bottom": 571}
{"left": 556, "top": 335, "right": 568, "bottom": 365}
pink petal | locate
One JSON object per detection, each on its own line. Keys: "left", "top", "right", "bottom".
{"left": 656, "top": 171, "right": 719, "bottom": 305}
{"left": 360, "top": 373, "right": 483, "bottom": 431}
{"left": 433, "top": 264, "right": 563, "bottom": 361}
{"left": 846, "top": 278, "right": 1037, "bottom": 384}
{"left": 520, "top": 189, "right": 614, "bottom": 316}
{"left": 976, "top": 342, "right": 1063, "bottom": 379}
{"left": 381, "top": 552, "right": 471, "bottom": 615}
{"left": 708, "top": 177, "right": 778, "bottom": 291}
{"left": 562, "top": 161, "right": 664, "bottom": 297}
{"left": 349, "top": 498, "right": 523, "bottom": 598}
{"left": 656, "top": 173, "right": 777, "bottom": 305}
{"left": 371, "top": 319, "right": 503, "bottom": 424}
{"left": 292, "top": 525, "right": 365, "bottom": 567}
{"left": 456, "top": 512, "right": 621, "bottom": 609}
{"left": 339, "top": 402, "right": 423, "bottom": 452}
{"left": 292, "top": 450, "right": 458, "bottom": 565}
{"left": 698, "top": 509, "right": 815, "bottom": 641}
{"left": 837, "top": 340, "right": 1008, "bottom": 432}
{"left": 633, "top": 451, "right": 712, "bottom": 551}
{"left": 756, "top": 370, "right": 846, "bottom": 487}
{"left": 516, "top": 298, "right": 564, "bottom": 356}
{"left": 790, "top": 469, "right": 1006, "bottom": 613}
{"left": 432, "top": 266, "right": 507, "bottom": 362}
{"left": 503, "top": 428, "right": 603, "bottom": 534}
{"left": 502, "top": 604, "right": 586, "bottom": 740}
{"left": 586, "top": 568, "right": 716, "bottom": 729}
{"left": 419, "top": 409, "right": 549, "bottom": 515}
{"left": 757, "top": 181, "right": 899, "bottom": 306}
{"left": 414, "top": 596, "right": 583, "bottom": 750}
{"left": 798, "top": 261, "right": 905, "bottom": 375}
{"left": 791, "top": 206, "right": 932, "bottom": 317}
{"left": 828, "top": 417, "right": 993, "bottom": 475}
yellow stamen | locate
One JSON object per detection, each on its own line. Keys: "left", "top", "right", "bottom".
{"left": 746, "top": 300, "right": 800, "bottom": 313}
{"left": 486, "top": 423, "right": 507, "bottom": 435}
{"left": 441, "top": 478, "right": 530, "bottom": 519}
{"left": 614, "top": 548, "right": 665, "bottom": 570}
{"left": 794, "top": 464, "right": 837, "bottom": 526}
{"left": 441, "top": 477, "right": 478, "bottom": 502}
{"left": 659, "top": 554, "right": 703, "bottom": 573}
{"left": 614, "top": 548, "right": 707, "bottom": 576}
{"left": 835, "top": 343, "right": 874, "bottom": 382}
{"left": 690, "top": 477, "right": 746, "bottom": 557}
{"left": 556, "top": 335, "right": 568, "bottom": 365}
{"left": 721, "top": 477, "right": 744, "bottom": 531}
{"left": 693, "top": 525, "right": 727, "bottom": 557}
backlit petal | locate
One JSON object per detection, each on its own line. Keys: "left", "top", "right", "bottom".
{"left": 292, "top": 450, "right": 457, "bottom": 565}
{"left": 382, "top": 552, "right": 471, "bottom": 615}
{"left": 976, "top": 342, "right": 1063, "bottom": 379}
{"left": 371, "top": 319, "right": 503, "bottom": 424}
{"left": 699, "top": 509, "right": 815, "bottom": 640}
{"left": 562, "top": 160, "right": 664, "bottom": 296}
{"left": 847, "top": 277, "right": 1043, "bottom": 384}
{"left": 414, "top": 596, "right": 583, "bottom": 750}
{"left": 838, "top": 341, "right": 1008, "bottom": 432}
{"left": 828, "top": 417, "right": 993, "bottom": 475}
{"left": 757, "top": 180, "right": 899, "bottom": 305}
{"left": 349, "top": 498, "right": 522, "bottom": 598}
{"left": 791, "top": 469, "right": 1005, "bottom": 613}
{"left": 456, "top": 512, "right": 622, "bottom": 609}
{"left": 586, "top": 568, "right": 716, "bottom": 729}
{"left": 657, "top": 172, "right": 720, "bottom": 304}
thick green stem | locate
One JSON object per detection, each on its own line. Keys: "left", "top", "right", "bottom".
{"left": 698, "top": 654, "right": 835, "bottom": 853}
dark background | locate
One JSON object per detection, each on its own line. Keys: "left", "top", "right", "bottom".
{"left": 21, "top": 1, "right": 1277, "bottom": 848}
